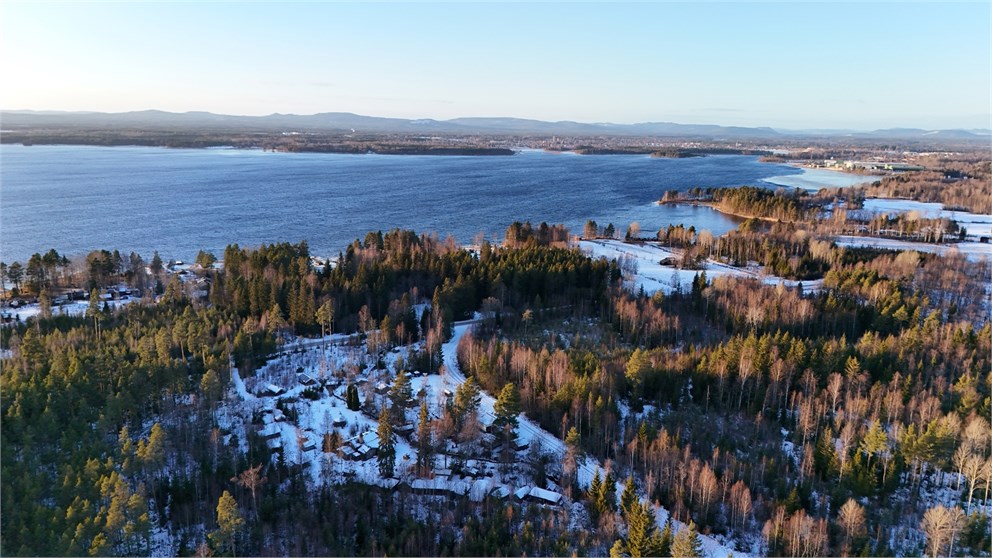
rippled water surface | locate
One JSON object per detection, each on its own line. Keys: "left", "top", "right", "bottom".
{"left": 1, "top": 145, "right": 802, "bottom": 261}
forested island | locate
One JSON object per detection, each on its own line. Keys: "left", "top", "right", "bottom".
{"left": 2, "top": 196, "right": 989, "bottom": 556}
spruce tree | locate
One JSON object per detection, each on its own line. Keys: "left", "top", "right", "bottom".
{"left": 602, "top": 470, "right": 618, "bottom": 513}
{"left": 492, "top": 382, "right": 521, "bottom": 440}
{"left": 389, "top": 369, "right": 413, "bottom": 421}
{"left": 671, "top": 520, "right": 703, "bottom": 558}
{"left": 376, "top": 406, "right": 396, "bottom": 478}
{"left": 346, "top": 384, "right": 361, "bottom": 411}
{"left": 588, "top": 470, "right": 604, "bottom": 519}
{"left": 659, "top": 518, "right": 674, "bottom": 557}
{"left": 416, "top": 400, "right": 435, "bottom": 474}
{"left": 624, "top": 500, "right": 660, "bottom": 558}
{"left": 621, "top": 475, "right": 638, "bottom": 518}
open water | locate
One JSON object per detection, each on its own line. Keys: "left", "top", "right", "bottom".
{"left": 0, "top": 145, "right": 803, "bottom": 263}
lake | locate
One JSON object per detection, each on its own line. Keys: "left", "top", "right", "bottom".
{"left": 0, "top": 145, "right": 805, "bottom": 263}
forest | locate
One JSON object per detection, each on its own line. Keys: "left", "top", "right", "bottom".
{"left": 1, "top": 211, "right": 990, "bottom": 556}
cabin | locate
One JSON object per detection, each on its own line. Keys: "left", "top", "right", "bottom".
{"left": 261, "top": 384, "right": 285, "bottom": 397}
{"left": 406, "top": 476, "right": 473, "bottom": 498}
{"left": 259, "top": 424, "right": 281, "bottom": 440}
{"left": 342, "top": 431, "right": 381, "bottom": 460}
{"left": 300, "top": 435, "right": 318, "bottom": 453}
{"left": 514, "top": 486, "right": 563, "bottom": 506}
{"left": 297, "top": 373, "right": 317, "bottom": 386}
{"left": 332, "top": 414, "right": 347, "bottom": 428}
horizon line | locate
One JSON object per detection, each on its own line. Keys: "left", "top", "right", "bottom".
{"left": 3, "top": 107, "right": 991, "bottom": 134}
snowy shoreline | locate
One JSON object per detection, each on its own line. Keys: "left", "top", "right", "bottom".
{"left": 760, "top": 165, "right": 881, "bottom": 191}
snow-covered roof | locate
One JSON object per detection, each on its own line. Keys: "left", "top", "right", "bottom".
{"left": 513, "top": 486, "right": 563, "bottom": 505}
{"left": 528, "top": 487, "right": 562, "bottom": 504}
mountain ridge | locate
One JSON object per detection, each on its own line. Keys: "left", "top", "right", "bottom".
{"left": 2, "top": 109, "right": 988, "bottom": 141}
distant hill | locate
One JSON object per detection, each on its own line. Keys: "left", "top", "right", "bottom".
{"left": 1, "top": 109, "right": 988, "bottom": 141}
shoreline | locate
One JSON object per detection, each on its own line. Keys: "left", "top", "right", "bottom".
{"left": 760, "top": 164, "right": 882, "bottom": 191}
{"left": 2, "top": 140, "right": 518, "bottom": 156}
{"left": 656, "top": 199, "right": 782, "bottom": 223}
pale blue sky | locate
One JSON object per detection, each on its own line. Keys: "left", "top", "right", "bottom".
{"left": 1, "top": 2, "right": 989, "bottom": 130}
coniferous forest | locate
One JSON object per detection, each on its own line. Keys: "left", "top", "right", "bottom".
{"left": 1, "top": 213, "right": 990, "bottom": 557}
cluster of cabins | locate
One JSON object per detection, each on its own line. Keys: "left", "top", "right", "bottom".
{"left": 372, "top": 474, "right": 563, "bottom": 506}
{"left": 251, "top": 364, "right": 563, "bottom": 507}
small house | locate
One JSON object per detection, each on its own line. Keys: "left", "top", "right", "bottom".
{"left": 259, "top": 424, "right": 281, "bottom": 440}
{"left": 301, "top": 436, "right": 318, "bottom": 453}
{"left": 297, "top": 373, "right": 317, "bottom": 386}
{"left": 514, "top": 486, "right": 563, "bottom": 506}
{"left": 528, "top": 487, "right": 563, "bottom": 505}
{"left": 261, "top": 384, "right": 285, "bottom": 397}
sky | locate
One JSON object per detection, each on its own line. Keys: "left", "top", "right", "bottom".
{"left": 1, "top": 2, "right": 989, "bottom": 130}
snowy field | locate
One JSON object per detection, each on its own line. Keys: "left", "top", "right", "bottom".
{"left": 858, "top": 198, "right": 992, "bottom": 239}
{"left": 833, "top": 235, "right": 992, "bottom": 262}
{"left": 1, "top": 297, "right": 136, "bottom": 324}
{"left": 761, "top": 167, "right": 879, "bottom": 191}
{"left": 579, "top": 239, "right": 815, "bottom": 296}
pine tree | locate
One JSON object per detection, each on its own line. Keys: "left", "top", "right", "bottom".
{"left": 200, "top": 369, "right": 222, "bottom": 403}
{"left": 626, "top": 348, "right": 651, "bottom": 395}
{"left": 453, "top": 377, "right": 481, "bottom": 426}
{"left": 671, "top": 520, "right": 704, "bottom": 558}
{"left": 376, "top": 406, "right": 396, "bottom": 478}
{"left": 315, "top": 298, "right": 335, "bottom": 338}
{"left": 150, "top": 251, "right": 163, "bottom": 276}
{"left": 137, "top": 423, "right": 166, "bottom": 479}
{"left": 492, "top": 382, "right": 521, "bottom": 440}
{"left": 39, "top": 290, "right": 51, "bottom": 319}
{"left": 858, "top": 420, "right": 888, "bottom": 470}
{"left": 87, "top": 288, "right": 101, "bottom": 333}
{"left": 389, "top": 369, "right": 413, "bottom": 421}
{"left": 208, "top": 490, "right": 244, "bottom": 556}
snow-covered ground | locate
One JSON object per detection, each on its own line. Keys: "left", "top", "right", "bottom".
{"left": 218, "top": 320, "right": 744, "bottom": 557}
{"left": 833, "top": 235, "right": 992, "bottom": 262}
{"left": 1, "top": 297, "right": 136, "bottom": 323}
{"left": 579, "top": 239, "right": 815, "bottom": 295}
{"left": 761, "top": 167, "right": 879, "bottom": 191}
{"left": 857, "top": 198, "right": 992, "bottom": 240}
